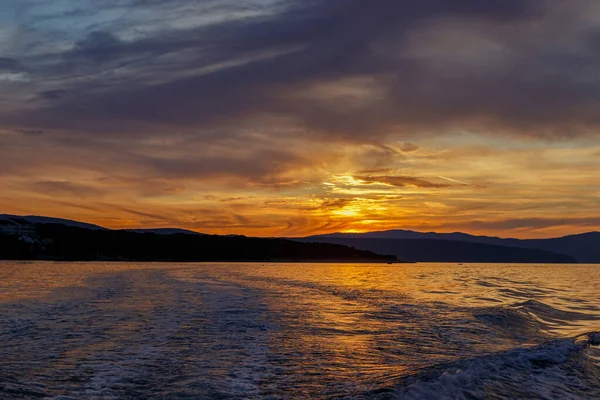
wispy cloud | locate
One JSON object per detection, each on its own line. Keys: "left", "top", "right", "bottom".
{"left": 437, "top": 176, "right": 469, "bottom": 185}
{"left": 1, "top": 0, "right": 600, "bottom": 237}
{"left": 356, "top": 175, "right": 452, "bottom": 189}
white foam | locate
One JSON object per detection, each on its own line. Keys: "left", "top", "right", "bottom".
{"left": 398, "top": 334, "right": 600, "bottom": 400}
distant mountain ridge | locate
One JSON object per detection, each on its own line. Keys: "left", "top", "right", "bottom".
{"left": 304, "top": 229, "right": 600, "bottom": 263}
{"left": 121, "top": 228, "right": 204, "bottom": 236}
{"left": 298, "top": 237, "right": 574, "bottom": 263}
{"left": 0, "top": 216, "right": 397, "bottom": 263}
{"left": 0, "top": 214, "right": 205, "bottom": 235}
{"left": 0, "top": 214, "right": 108, "bottom": 231}
{"left": 1, "top": 214, "right": 596, "bottom": 263}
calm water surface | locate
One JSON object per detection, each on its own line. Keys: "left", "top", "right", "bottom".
{"left": 0, "top": 262, "right": 599, "bottom": 399}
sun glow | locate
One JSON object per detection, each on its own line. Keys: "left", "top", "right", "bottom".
{"left": 332, "top": 207, "right": 361, "bottom": 217}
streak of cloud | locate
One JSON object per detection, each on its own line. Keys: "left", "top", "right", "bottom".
{"left": 1, "top": 0, "right": 600, "bottom": 237}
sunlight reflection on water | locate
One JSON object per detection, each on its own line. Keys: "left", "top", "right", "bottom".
{"left": 0, "top": 262, "right": 598, "bottom": 399}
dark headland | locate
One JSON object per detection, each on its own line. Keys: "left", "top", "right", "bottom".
{"left": 1, "top": 214, "right": 589, "bottom": 263}
{"left": 0, "top": 215, "right": 399, "bottom": 263}
{"left": 299, "top": 230, "right": 596, "bottom": 263}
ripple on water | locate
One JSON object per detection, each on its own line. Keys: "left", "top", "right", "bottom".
{"left": 0, "top": 262, "right": 598, "bottom": 399}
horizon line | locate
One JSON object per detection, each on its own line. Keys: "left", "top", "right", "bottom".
{"left": 2, "top": 212, "right": 598, "bottom": 241}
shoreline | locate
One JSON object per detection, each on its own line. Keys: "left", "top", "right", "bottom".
{"left": 0, "top": 257, "right": 408, "bottom": 263}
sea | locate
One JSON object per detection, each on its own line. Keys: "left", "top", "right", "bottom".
{"left": 0, "top": 261, "right": 598, "bottom": 399}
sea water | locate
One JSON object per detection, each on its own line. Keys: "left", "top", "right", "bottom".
{"left": 0, "top": 262, "right": 598, "bottom": 399}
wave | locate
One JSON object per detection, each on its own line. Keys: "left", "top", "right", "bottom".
{"left": 360, "top": 332, "right": 600, "bottom": 400}
{"left": 514, "top": 299, "right": 598, "bottom": 323}
{"left": 473, "top": 299, "right": 599, "bottom": 341}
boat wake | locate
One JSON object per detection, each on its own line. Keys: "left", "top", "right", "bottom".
{"left": 383, "top": 332, "right": 600, "bottom": 400}
{"left": 0, "top": 262, "right": 598, "bottom": 399}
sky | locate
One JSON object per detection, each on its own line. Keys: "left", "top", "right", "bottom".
{"left": 1, "top": 0, "right": 600, "bottom": 238}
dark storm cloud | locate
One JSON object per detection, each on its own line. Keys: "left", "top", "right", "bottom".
{"left": 38, "top": 90, "right": 66, "bottom": 100}
{"left": 0, "top": 57, "right": 25, "bottom": 73}
{"left": 139, "top": 148, "right": 308, "bottom": 183}
{"left": 71, "top": 31, "right": 123, "bottom": 64}
{"left": 8, "top": 0, "right": 563, "bottom": 139}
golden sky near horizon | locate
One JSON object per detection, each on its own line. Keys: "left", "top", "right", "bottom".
{"left": 2, "top": 0, "right": 600, "bottom": 238}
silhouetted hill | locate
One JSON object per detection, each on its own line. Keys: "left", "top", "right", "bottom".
{"left": 306, "top": 230, "right": 599, "bottom": 263}
{"left": 0, "top": 214, "right": 107, "bottom": 230}
{"left": 524, "top": 232, "right": 600, "bottom": 263}
{"left": 120, "top": 228, "right": 205, "bottom": 235}
{"left": 1, "top": 214, "right": 593, "bottom": 263}
{"left": 0, "top": 223, "right": 398, "bottom": 263}
{"left": 299, "top": 237, "right": 575, "bottom": 263}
